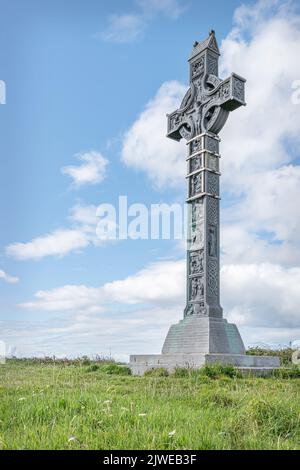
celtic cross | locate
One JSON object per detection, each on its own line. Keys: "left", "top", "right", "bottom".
{"left": 166, "top": 31, "right": 246, "bottom": 320}
{"left": 130, "top": 31, "right": 279, "bottom": 373}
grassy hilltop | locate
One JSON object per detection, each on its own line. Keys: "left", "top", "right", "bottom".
{"left": 0, "top": 356, "right": 300, "bottom": 450}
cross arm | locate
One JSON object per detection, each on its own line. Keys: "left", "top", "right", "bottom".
{"left": 206, "top": 73, "right": 246, "bottom": 112}
{"left": 166, "top": 72, "right": 246, "bottom": 141}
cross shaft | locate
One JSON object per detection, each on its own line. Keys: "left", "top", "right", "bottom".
{"left": 166, "top": 31, "right": 246, "bottom": 319}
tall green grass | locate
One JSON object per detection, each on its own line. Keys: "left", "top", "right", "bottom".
{"left": 0, "top": 360, "right": 299, "bottom": 450}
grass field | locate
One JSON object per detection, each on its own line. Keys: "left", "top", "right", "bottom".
{"left": 0, "top": 359, "right": 300, "bottom": 450}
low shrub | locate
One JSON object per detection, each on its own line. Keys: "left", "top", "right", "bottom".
{"left": 86, "top": 364, "right": 99, "bottom": 372}
{"left": 273, "top": 365, "right": 300, "bottom": 379}
{"left": 198, "top": 364, "right": 242, "bottom": 379}
{"left": 144, "top": 368, "right": 169, "bottom": 377}
{"left": 171, "top": 367, "right": 191, "bottom": 378}
{"left": 99, "top": 363, "right": 131, "bottom": 376}
{"left": 246, "top": 347, "right": 295, "bottom": 366}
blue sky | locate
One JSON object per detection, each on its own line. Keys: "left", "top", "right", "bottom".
{"left": 1, "top": 0, "right": 300, "bottom": 360}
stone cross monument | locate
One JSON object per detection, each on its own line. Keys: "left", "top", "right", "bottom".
{"left": 130, "top": 32, "right": 280, "bottom": 375}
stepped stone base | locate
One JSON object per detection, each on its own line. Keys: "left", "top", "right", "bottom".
{"left": 162, "top": 316, "right": 246, "bottom": 355}
{"left": 129, "top": 315, "right": 280, "bottom": 376}
{"left": 129, "top": 353, "right": 280, "bottom": 376}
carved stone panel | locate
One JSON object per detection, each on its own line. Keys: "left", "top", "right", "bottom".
{"left": 190, "top": 155, "right": 202, "bottom": 173}
{"left": 191, "top": 200, "right": 203, "bottom": 223}
{"left": 188, "top": 222, "right": 204, "bottom": 251}
{"left": 207, "top": 54, "right": 218, "bottom": 76}
{"left": 189, "top": 250, "right": 204, "bottom": 276}
{"left": 185, "top": 302, "right": 207, "bottom": 317}
{"left": 191, "top": 54, "right": 205, "bottom": 79}
{"left": 190, "top": 138, "right": 203, "bottom": 155}
{"left": 204, "top": 136, "right": 219, "bottom": 154}
{"left": 189, "top": 276, "right": 204, "bottom": 301}
{"left": 205, "top": 153, "right": 219, "bottom": 172}
{"left": 190, "top": 173, "right": 202, "bottom": 197}
{"left": 220, "top": 81, "right": 230, "bottom": 100}
{"left": 232, "top": 75, "right": 245, "bottom": 103}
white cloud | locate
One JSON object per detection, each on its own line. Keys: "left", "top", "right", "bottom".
{"left": 122, "top": 0, "right": 300, "bottom": 268}
{"left": 216, "top": 0, "right": 300, "bottom": 269}
{"left": 100, "top": 14, "right": 145, "bottom": 44}
{"left": 20, "top": 260, "right": 185, "bottom": 312}
{"left": 6, "top": 203, "right": 105, "bottom": 260}
{"left": 100, "top": 0, "right": 187, "bottom": 44}
{"left": 121, "top": 81, "right": 186, "bottom": 187}
{"left": 137, "top": 0, "right": 187, "bottom": 19}
{"left": 1, "top": 305, "right": 180, "bottom": 360}
{"left": 222, "top": 263, "right": 300, "bottom": 329}
{"left": 219, "top": 0, "right": 300, "bottom": 187}
{"left": 6, "top": 229, "right": 90, "bottom": 261}
{"left": 18, "top": 259, "right": 300, "bottom": 353}
{"left": 0, "top": 269, "right": 19, "bottom": 284}
{"left": 61, "top": 151, "right": 108, "bottom": 188}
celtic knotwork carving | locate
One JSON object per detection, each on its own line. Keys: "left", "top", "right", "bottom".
{"left": 207, "top": 197, "right": 218, "bottom": 225}
{"left": 233, "top": 77, "right": 245, "bottom": 102}
{"left": 208, "top": 225, "right": 217, "bottom": 257}
{"left": 206, "top": 172, "right": 219, "bottom": 195}
{"left": 207, "top": 55, "right": 218, "bottom": 75}
{"left": 220, "top": 81, "right": 230, "bottom": 100}
{"left": 208, "top": 258, "right": 218, "bottom": 298}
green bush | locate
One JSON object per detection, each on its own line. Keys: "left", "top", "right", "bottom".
{"left": 172, "top": 367, "right": 194, "bottom": 378}
{"left": 144, "top": 368, "right": 169, "bottom": 377}
{"left": 247, "top": 347, "right": 295, "bottom": 366}
{"left": 99, "top": 363, "right": 131, "bottom": 375}
{"left": 81, "top": 355, "right": 91, "bottom": 366}
{"left": 86, "top": 364, "right": 99, "bottom": 372}
{"left": 198, "top": 364, "right": 241, "bottom": 379}
{"left": 273, "top": 365, "right": 300, "bottom": 379}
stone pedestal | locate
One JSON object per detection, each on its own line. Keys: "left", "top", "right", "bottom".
{"left": 130, "top": 315, "right": 280, "bottom": 376}
{"left": 130, "top": 352, "right": 280, "bottom": 376}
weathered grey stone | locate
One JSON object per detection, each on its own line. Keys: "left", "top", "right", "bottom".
{"left": 129, "top": 31, "right": 279, "bottom": 375}
{"left": 130, "top": 353, "right": 280, "bottom": 376}
{"left": 162, "top": 317, "right": 245, "bottom": 355}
